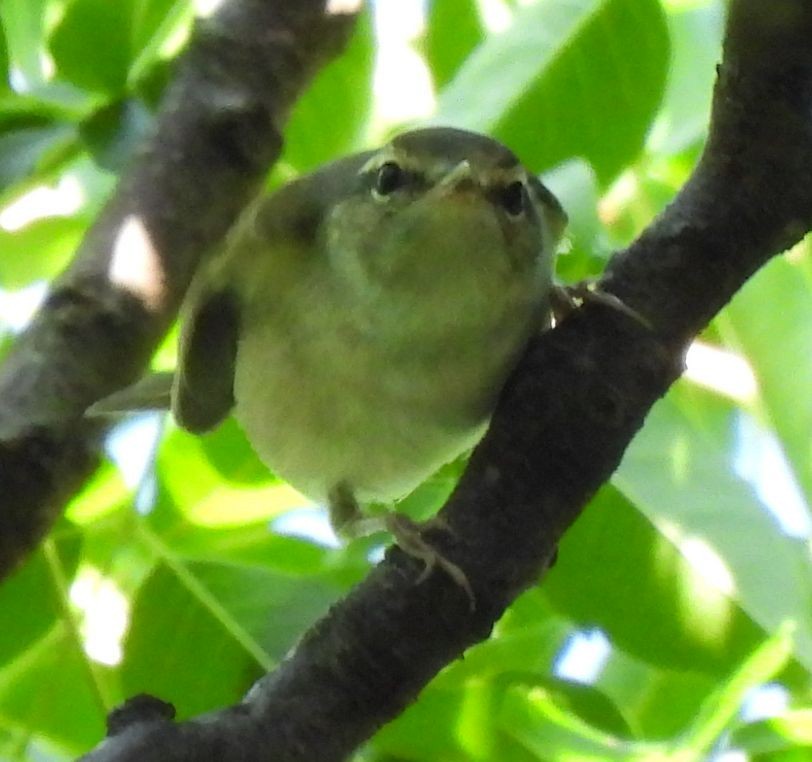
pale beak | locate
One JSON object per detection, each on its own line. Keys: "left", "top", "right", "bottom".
{"left": 436, "top": 159, "right": 475, "bottom": 192}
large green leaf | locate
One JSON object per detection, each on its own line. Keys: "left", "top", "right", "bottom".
{"left": 648, "top": 2, "right": 723, "bottom": 156}
{"left": 614, "top": 394, "right": 812, "bottom": 673}
{"left": 155, "top": 421, "right": 303, "bottom": 527}
{"left": 436, "top": 0, "right": 669, "bottom": 183}
{"left": 49, "top": 0, "right": 135, "bottom": 95}
{"left": 543, "top": 481, "right": 765, "bottom": 675}
{"left": 719, "top": 250, "right": 812, "bottom": 504}
{"left": 121, "top": 550, "right": 342, "bottom": 717}
{"left": 49, "top": 0, "right": 186, "bottom": 96}
{"left": 424, "top": 0, "right": 485, "bottom": 90}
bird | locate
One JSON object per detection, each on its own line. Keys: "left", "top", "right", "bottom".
{"left": 90, "top": 126, "right": 567, "bottom": 605}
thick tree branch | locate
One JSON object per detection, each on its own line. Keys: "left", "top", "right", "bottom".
{"left": 78, "top": 0, "right": 812, "bottom": 759}
{"left": 0, "top": 0, "right": 359, "bottom": 577}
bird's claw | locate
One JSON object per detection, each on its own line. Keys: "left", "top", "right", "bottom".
{"left": 327, "top": 482, "right": 475, "bottom": 610}
{"left": 551, "top": 281, "right": 652, "bottom": 329}
{"left": 385, "top": 513, "right": 475, "bottom": 611}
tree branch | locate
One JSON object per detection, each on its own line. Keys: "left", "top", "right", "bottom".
{"left": 0, "top": 0, "right": 359, "bottom": 577}
{"left": 77, "top": 0, "right": 812, "bottom": 759}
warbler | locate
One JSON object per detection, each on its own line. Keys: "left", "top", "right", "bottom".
{"left": 92, "top": 127, "right": 567, "bottom": 600}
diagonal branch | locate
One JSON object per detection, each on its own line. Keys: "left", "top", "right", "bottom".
{"left": 78, "top": 0, "right": 812, "bottom": 759}
{"left": 0, "top": 0, "right": 359, "bottom": 578}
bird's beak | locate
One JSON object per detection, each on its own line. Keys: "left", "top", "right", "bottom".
{"left": 436, "top": 159, "right": 476, "bottom": 193}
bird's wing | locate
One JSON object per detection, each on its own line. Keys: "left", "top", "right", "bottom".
{"left": 172, "top": 285, "right": 240, "bottom": 434}
{"left": 85, "top": 285, "right": 239, "bottom": 433}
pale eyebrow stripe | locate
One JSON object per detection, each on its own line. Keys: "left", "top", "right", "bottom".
{"left": 358, "top": 148, "right": 527, "bottom": 188}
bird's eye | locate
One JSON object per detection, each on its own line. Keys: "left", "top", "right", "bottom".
{"left": 499, "top": 181, "right": 526, "bottom": 217}
{"left": 374, "top": 162, "right": 405, "bottom": 196}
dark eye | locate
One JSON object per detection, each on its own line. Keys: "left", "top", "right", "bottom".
{"left": 374, "top": 162, "right": 405, "bottom": 196}
{"left": 499, "top": 181, "right": 526, "bottom": 217}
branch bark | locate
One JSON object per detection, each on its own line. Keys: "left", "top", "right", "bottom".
{"left": 0, "top": 0, "right": 359, "bottom": 577}
{"left": 77, "top": 0, "right": 812, "bottom": 759}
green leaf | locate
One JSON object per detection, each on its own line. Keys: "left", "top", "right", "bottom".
{"left": 281, "top": 10, "right": 374, "bottom": 173}
{"left": 544, "top": 158, "right": 609, "bottom": 282}
{"left": 372, "top": 677, "right": 543, "bottom": 762}
{"left": 436, "top": 0, "right": 669, "bottom": 183}
{"left": 49, "top": 0, "right": 135, "bottom": 95}
{"left": 441, "top": 588, "right": 570, "bottom": 686}
{"left": 595, "top": 653, "right": 718, "bottom": 739}
{"left": 499, "top": 683, "right": 641, "bottom": 760}
{"left": 155, "top": 421, "right": 304, "bottom": 526}
{"left": 648, "top": 3, "right": 723, "bottom": 156}
{"left": 614, "top": 395, "right": 812, "bottom": 674}
{"left": 0, "top": 537, "right": 80, "bottom": 666}
{"left": 128, "top": 0, "right": 194, "bottom": 89}
{"left": 370, "top": 681, "right": 485, "bottom": 762}
{"left": 130, "top": 0, "right": 190, "bottom": 54}
{"left": 0, "top": 120, "right": 76, "bottom": 195}
{"left": 197, "top": 416, "right": 270, "bottom": 486}
{"left": 169, "top": 523, "right": 334, "bottom": 576}
{"left": 0, "top": 626, "right": 106, "bottom": 755}
{"left": 678, "top": 623, "right": 795, "bottom": 755}
{"left": 719, "top": 250, "right": 812, "bottom": 503}
{"left": 0, "top": 0, "right": 48, "bottom": 87}
{"left": 424, "top": 0, "right": 485, "bottom": 90}
{"left": 732, "top": 709, "right": 812, "bottom": 756}
{"left": 122, "top": 550, "right": 341, "bottom": 717}
{"left": 0, "top": 214, "right": 87, "bottom": 289}
{"left": 544, "top": 482, "right": 765, "bottom": 675}
{"left": 0, "top": 21, "right": 10, "bottom": 92}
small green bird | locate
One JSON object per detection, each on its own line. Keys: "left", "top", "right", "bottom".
{"left": 92, "top": 127, "right": 567, "bottom": 601}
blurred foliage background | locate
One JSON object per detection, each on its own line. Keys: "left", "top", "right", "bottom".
{"left": 0, "top": 0, "right": 810, "bottom": 759}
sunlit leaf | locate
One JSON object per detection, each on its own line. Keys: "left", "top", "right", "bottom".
{"left": 122, "top": 553, "right": 341, "bottom": 716}
{"left": 719, "top": 250, "right": 812, "bottom": 502}
{"left": 424, "top": 0, "right": 484, "bottom": 90}
{"left": 0, "top": 0, "right": 48, "bottom": 87}
{"left": 0, "top": 213, "right": 87, "bottom": 288}
{"left": 545, "top": 480, "right": 766, "bottom": 674}
{"left": 0, "top": 627, "right": 106, "bottom": 755}
{"left": 732, "top": 709, "right": 812, "bottom": 756}
{"left": 614, "top": 396, "right": 812, "bottom": 673}
{"left": 437, "top": 0, "right": 669, "bottom": 183}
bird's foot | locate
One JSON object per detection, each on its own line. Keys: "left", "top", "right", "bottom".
{"left": 327, "top": 481, "right": 474, "bottom": 610}
{"left": 550, "top": 281, "right": 651, "bottom": 329}
{"left": 384, "top": 513, "right": 475, "bottom": 611}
